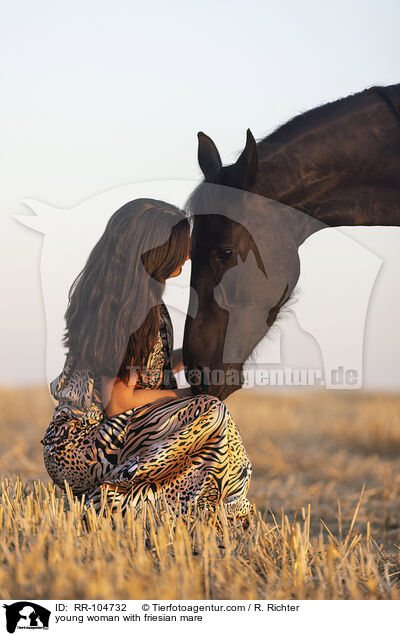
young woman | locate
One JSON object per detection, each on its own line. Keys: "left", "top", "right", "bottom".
{"left": 41, "top": 198, "right": 252, "bottom": 525}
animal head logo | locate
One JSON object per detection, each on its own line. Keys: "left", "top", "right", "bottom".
{"left": 3, "top": 601, "right": 50, "bottom": 633}
{"left": 14, "top": 179, "right": 382, "bottom": 391}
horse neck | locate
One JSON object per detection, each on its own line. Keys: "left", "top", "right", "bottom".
{"left": 253, "top": 86, "right": 400, "bottom": 230}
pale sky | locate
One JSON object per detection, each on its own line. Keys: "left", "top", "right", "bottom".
{"left": 1, "top": 0, "right": 400, "bottom": 389}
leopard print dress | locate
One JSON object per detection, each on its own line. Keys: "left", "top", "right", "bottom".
{"left": 41, "top": 302, "right": 253, "bottom": 521}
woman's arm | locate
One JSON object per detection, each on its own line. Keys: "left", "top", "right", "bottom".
{"left": 101, "top": 373, "right": 193, "bottom": 418}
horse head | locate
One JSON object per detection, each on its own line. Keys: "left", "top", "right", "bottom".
{"left": 183, "top": 134, "right": 322, "bottom": 399}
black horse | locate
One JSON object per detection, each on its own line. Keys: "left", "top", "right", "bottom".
{"left": 183, "top": 83, "right": 400, "bottom": 400}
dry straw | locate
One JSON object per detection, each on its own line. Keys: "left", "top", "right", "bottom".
{"left": 1, "top": 387, "right": 400, "bottom": 599}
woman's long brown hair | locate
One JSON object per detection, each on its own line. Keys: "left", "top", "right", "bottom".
{"left": 62, "top": 198, "right": 190, "bottom": 383}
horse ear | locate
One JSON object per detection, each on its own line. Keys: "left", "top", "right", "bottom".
{"left": 229, "top": 129, "right": 258, "bottom": 190}
{"left": 197, "top": 132, "right": 223, "bottom": 179}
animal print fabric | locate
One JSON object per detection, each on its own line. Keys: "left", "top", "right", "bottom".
{"left": 41, "top": 302, "right": 253, "bottom": 521}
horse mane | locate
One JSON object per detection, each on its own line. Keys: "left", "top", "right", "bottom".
{"left": 371, "top": 84, "right": 400, "bottom": 119}
{"left": 258, "top": 83, "right": 400, "bottom": 150}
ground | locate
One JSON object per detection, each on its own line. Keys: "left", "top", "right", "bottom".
{"left": 0, "top": 386, "right": 399, "bottom": 599}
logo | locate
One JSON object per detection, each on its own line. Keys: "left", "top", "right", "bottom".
{"left": 3, "top": 602, "right": 51, "bottom": 633}
{"left": 14, "top": 179, "right": 382, "bottom": 390}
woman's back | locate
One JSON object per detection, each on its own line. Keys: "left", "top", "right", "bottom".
{"left": 43, "top": 301, "right": 177, "bottom": 435}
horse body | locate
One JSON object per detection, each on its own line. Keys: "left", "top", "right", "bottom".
{"left": 183, "top": 83, "right": 400, "bottom": 400}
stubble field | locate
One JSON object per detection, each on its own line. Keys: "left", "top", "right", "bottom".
{"left": 0, "top": 386, "right": 400, "bottom": 599}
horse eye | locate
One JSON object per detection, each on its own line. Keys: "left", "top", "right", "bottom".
{"left": 216, "top": 248, "right": 233, "bottom": 261}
